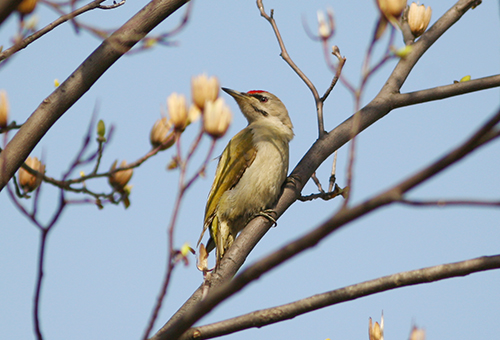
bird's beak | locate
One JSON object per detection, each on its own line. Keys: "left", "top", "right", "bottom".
{"left": 221, "top": 87, "right": 247, "bottom": 99}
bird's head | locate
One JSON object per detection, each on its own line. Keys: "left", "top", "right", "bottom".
{"left": 222, "top": 87, "right": 293, "bottom": 131}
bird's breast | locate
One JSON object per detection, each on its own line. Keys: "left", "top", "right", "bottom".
{"left": 218, "top": 136, "right": 289, "bottom": 222}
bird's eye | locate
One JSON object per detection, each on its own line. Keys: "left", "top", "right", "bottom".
{"left": 260, "top": 96, "right": 268, "bottom": 103}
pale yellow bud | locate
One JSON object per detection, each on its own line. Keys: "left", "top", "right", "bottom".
{"left": 409, "top": 327, "right": 425, "bottom": 340}
{"left": 203, "top": 98, "right": 232, "bottom": 139}
{"left": 377, "top": 0, "right": 406, "bottom": 20}
{"left": 17, "top": 0, "right": 37, "bottom": 15}
{"left": 167, "top": 93, "right": 188, "bottom": 130}
{"left": 191, "top": 74, "right": 219, "bottom": 110}
{"left": 24, "top": 15, "right": 38, "bottom": 30}
{"left": 317, "top": 9, "right": 334, "bottom": 39}
{"left": 187, "top": 104, "right": 201, "bottom": 124}
{"left": 196, "top": 243, "right": 209, "bottom": 272}
{"left": 109, "top": 160, "right": 133, "bottom": 190}
{"left": 369, "top": 316, "right": 384, "bottom": 340}
{"left": 408, "top": 3, "right": 432, "bottom": 37}
{"left": 150, "top": 117, "right": 175, "bottom": 150}
{"left": 0, "top": 90, "right": 9, "bottom": 128}
{"left": 18, "top": 156, "right": 45, "bottom": 193}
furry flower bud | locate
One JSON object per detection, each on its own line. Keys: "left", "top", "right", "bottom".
{"left": 377, "top": 0, "right": 406, "bottom": 19}
{"left": 167, "top": 93, "right": 188, "bottom": 131}
{"left": 109, "top": 160, "right": 133, "bottom": 190}
{"left": 191, "top": 74, "right": 219, "bottom": 110}
{"left": 408, "top": 2, "right": 432, "bottom": 37}
{"left": 18, "top": 157, "right": 45, "bottom": 192}
{"left": 203, "top": 98, "right": 231, "bottom": 139}
{"left": 0, "top": 90, "right": 8, "bottom": 128}
{"left": 17, "top": 0, "right": 37, "bottom": 15}
{"left": 150, "top": 117, "right": 175, "bottom": 150}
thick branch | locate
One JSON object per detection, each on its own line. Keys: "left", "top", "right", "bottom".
{"left": 0, "top": 0, "right": 189, "bottom": 191}
{"left": 182, "top": 254, "right": 500, "bottom": 339}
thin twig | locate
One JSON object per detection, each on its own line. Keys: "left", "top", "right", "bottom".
{"left": 0, "top": 0, "right": 109, "bottom": 62}
{"left": 256, "top": 0, "right": 324, "bottom": 136}
{"left": 398, "top": 198, "right": 500, "bottom": 207}
{"left": 142, "top": 130, "right": 218, "bottom": 340}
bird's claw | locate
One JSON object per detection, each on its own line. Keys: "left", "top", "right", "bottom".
{"left": 255, "top": 209, "right": 278, "bottom": 227}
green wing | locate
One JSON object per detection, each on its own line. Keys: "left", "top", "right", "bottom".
{"left": 198, "top": 127, "right": 257, "bottom": 247}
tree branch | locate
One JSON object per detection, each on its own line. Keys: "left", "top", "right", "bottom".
{"left": 181, "top": 254, "right": 500, "bottom": 340}
{"left": 394, "top": 74, "right": 500, "bottom": 107}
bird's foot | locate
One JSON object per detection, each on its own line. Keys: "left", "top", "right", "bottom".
{"left": 254, "top": 209, "right": 278, "bottom": 227}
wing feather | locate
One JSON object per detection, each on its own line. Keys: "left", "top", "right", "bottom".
{"left": 198, "top": 127, "right": 256, "bottom": 247}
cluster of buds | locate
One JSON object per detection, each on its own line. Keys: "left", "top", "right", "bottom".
{"left": 192, "top": 74, "right": 232, "bottom": 139}
{"left": 18, "top": 156, "right": 45, "bottom": 193}
{"left": 149, "top": 74, "right": 231, "bottom": 149}
{"left": 0, "top": 90, "right": 8, "bottom": 128}
{"left": 407, "top": 2, "right": 432, "bottom": 38}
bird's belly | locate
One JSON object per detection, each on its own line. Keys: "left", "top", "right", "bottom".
{"left": 218, "top": 141, "right": 288, "bottom": 224}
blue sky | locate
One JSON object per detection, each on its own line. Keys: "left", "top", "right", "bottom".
{"left": 1, "top": 1, "right": 499, "bottom": 339}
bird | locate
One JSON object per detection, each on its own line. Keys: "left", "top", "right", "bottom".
{"left": 198, "top": 87, "right": 294, "bottom": 265}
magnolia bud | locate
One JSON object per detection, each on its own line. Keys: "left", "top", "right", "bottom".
{"left": 408, "top": 2, "right": 432, "bottom": 37}
{"left": 203, "top": 98, "right": 232, "bottom": 139}
{"left": 191, "top": 74, "right": 219, "bottom": 110}
{"left": 167, "top": 93, "right": 188, "bottom": 131}
{"left": 317, "top": 9, "right": 334, "bottom": 40}
{"left": 0, "top": 90, "right": 8, "bottom": 128}
{"left": 97, "top": 119, "right": 106, "bottom": 138}
{"left": 150, "top": 117, "right": 175, "bottom": 150}
{"left": 109, "top": 160, "right": 133, "bottom": 190}
{"left": 369, "top": 314, "right": 384, "bottom": 340}
{"left": 18, "top": 157, "right": 45, "bottom": 193}
{"left": 187, "top": 104, "right": 201, "bottom": 124}
{"left": 409, "top": 327, "right": 425, "bottom": 340}
{"left": 377, "top": 0, "right": 406, "bottom": 19}
{"left": 17, "top": 0, "right": 37, "bottom": 15}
